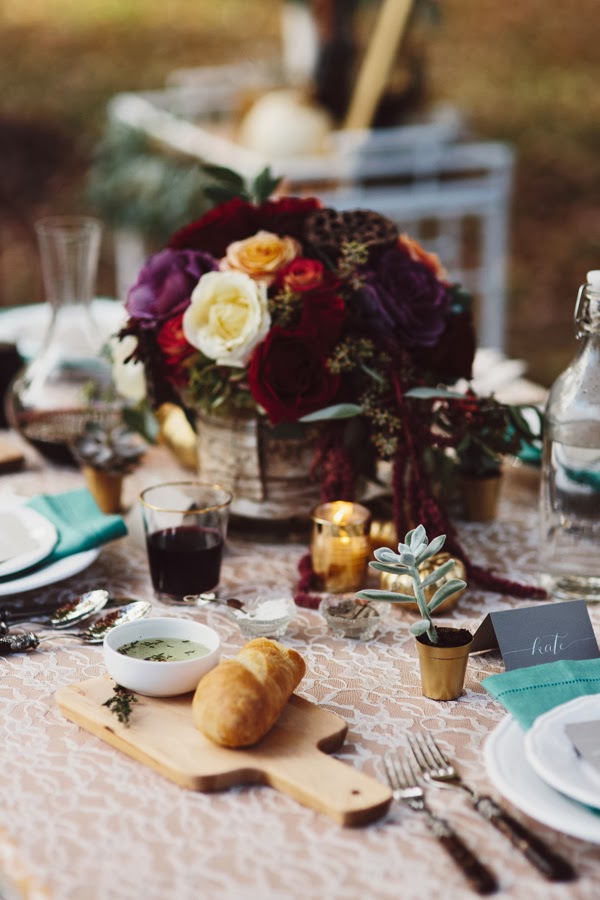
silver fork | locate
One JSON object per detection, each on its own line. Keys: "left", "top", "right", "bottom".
{"left": 383, "top": 753, "right": 498, "bottom": 895}
{"left": 408, "top": 732, "right": 576, "bottom": 883}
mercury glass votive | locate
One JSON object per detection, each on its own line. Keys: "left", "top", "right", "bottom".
{"left": 310, "top": 500, "right": 372, "bottom": 593}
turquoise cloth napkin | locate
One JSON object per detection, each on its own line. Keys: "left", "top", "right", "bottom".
{"left": 482, "top": 657, "right": 600, "bottom": 730}
{"left": 25, "top": 488, "right": 127, "bottom": 564}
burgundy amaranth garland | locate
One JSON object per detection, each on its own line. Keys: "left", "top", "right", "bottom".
{"left": 295, "top": 427, "right": 358, "bottom": 608}
{"left": 390, "top": 372, "right": 546, "bottom": 599}
{"left": 309, "top": 424, "right": 358, "bottom": 502}
{"left": 294, "top": 374, "right": 546, "bottom": 606}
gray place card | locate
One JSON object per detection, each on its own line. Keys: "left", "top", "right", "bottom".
{"left": 565, "top": 720, "right": 600, "bottom": 776}
{"left": 470, "top": 599, "right": 600, "bottom": 671}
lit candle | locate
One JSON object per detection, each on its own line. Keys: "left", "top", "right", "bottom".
{"left": 310, "top": 501, "right": 372, "bottom": 593}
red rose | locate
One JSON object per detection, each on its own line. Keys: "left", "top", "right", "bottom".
{"left": 276, "top": 258, "right": 325, "bottom": 293}
{"left": 168, "top": 196, "right": 322, "bottom": 258}
{"left": 156, "top": 313, "right": 196, "bottom": 384}
{"left": 248, "top": 327, "right": 340, "bottom": 424}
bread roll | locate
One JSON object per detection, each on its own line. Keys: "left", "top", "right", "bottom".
{"left": 192, "top": 637, "right": 306, "bottom": 748}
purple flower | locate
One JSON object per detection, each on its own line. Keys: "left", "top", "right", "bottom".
{"left": 125, "top": 249, "right": 218, "bottom": 328}
{"left": 360, "top": 246, "right": 452, "bottom": 350}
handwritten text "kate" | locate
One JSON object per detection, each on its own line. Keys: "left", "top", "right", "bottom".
{"left": 531, "top": 632, "right": 568, "bottom": 656}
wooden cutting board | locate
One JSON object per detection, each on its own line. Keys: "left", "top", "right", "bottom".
{"left": 56, "top": 676, "right": 392, "bottom": 827}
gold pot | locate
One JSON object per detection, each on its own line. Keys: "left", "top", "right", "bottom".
{"left": 416, "top": 628, "right": 473, "bottom": 701}
{"left": 459, "top": 472, "right": 502, "bottom": 522}
{"left": 379, "top": 552, "right": 466, "bottom": 614}
{"left": 83, "top": 466, "right": 123, "bottom": 514}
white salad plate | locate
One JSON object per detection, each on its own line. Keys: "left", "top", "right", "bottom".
{"left": 0, "top": 549, "right": 100, "bottom": 596}
{"left": 524, "top": 695, "right": 600, "bottom": 809}
{"left": 0, "top": 298, "right": 125, "bottom": 359}
{"left": 0, "top": 506, "right": 58, "bottom": 577}
{"left": 485, "top": 714, "right": 600, "bottom": 844}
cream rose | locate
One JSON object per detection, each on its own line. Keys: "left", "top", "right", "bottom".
{"left": 182, "top": 270, "right": 270, "bottom": 367}
{"left": 222, "top": 230, "right": 301, "bottom": 281}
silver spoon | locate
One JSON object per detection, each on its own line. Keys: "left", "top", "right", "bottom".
{"left": 1, "top": 593, "right": 137, "bottom": 629}
{"left": 50, "top": 589, "right": 109, "bottom": 628}
{"left": 183, "top": 592, "right": 245, "bottom": 611}
{"left": 0, "top": 600, "right": 151, "bottom": 653}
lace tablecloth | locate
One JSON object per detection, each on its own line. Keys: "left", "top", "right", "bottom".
{"left": 1, "top": 438, "right": 599, "bottom": 900}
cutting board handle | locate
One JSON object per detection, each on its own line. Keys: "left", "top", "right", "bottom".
{"left": 263, "top": 746, "right": 391, "bottom": 827}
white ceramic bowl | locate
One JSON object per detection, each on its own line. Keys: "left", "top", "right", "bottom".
{"left": 104, "top": 617, "right": 221, "bottom": 697}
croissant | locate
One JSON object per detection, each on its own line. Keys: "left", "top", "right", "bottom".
{"left": 192, "top": 637, "right": 306, "bottom": 748}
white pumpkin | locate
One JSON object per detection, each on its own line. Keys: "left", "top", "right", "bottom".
{"left": 237, "top": 89, "right": 332, "bottom": 158}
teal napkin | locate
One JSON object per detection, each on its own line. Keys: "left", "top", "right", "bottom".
{"left": 482, "top": 658, "right": 600, "bottom": 730}
{"left": 25, "top": 488, "right": 127, "bottom": 564}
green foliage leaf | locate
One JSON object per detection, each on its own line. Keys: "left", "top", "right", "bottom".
{"left": 419, "top": 558, "right": 456, "bottom": 588}
{"left": 355, "top": 590, "right": 415, "bottom": 603}
{"left": 373, "top": 547, "right": 400, "bottom": 564}
{"left": 368, "top": 560, "right": 409, "bottom": 575}
{"left": 299, "top": 403, "right": 363, "bottom": 422}
{"left": 415, "top": 533, "right": 447, "bottom": 565}
{"left": 429, "top": 579, "right": 467, "bottom": 612}
{"left": 121, "top": 403, "right": 159, "bottom": 444}
{"left": 204, "top": 184, "right": 250, "bottom": 204}
{"left": 410, "top": 619, "right": 431, "bottom": 637}
{"left": 405, "top": 386, "right": 466, "bottom": 400}
{"left": 251, "top": 167, "right": 282, "bottom": 203}
{"left": 200, "top": 163, "right": 247, "bottom": 190}
{"left": 358, "top": 360, "right": 386, "bottom": 385}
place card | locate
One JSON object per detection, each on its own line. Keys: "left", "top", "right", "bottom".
{"left": 470, "top": 599, "right": 600, "bottom": 671}
{"left": 564, "top": 720, "right": 600, "bottom": 776}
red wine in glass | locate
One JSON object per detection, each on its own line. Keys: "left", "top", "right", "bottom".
{"left": 146, "top": 525, "right": 224, "bottom": 600}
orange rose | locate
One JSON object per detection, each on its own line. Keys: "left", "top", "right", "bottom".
{"left": 398, "top": 234, "right": 448, "bottom": 283}
{"left": 222, "top": 230, "right": 300, "bottom": 282}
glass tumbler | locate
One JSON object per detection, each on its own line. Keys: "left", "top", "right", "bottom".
{"left": 140, "top": 481, "right": 233, "bottom": 603}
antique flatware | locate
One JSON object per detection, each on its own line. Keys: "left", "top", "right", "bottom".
{"left": 0, "top": 600, "right": 151, "bottom": 653}
{"left": 383, "top": 752, "right": 498, "bottom": 895}
{"left": 408, "top": 731, "right": 576, "bottom": 882}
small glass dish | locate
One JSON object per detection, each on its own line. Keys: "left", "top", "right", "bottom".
{"left": 226, "top": 586, "right": 296, "bottom": 639}
{"left": 319, "top": 595, "right": 389, "bottom": 640}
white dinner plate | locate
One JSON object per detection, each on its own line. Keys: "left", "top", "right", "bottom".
{"left": 0, "top": 549, "right": 100, "bottom": 596}
{"left": 485, "top": 714, "right": 600, "bottom": 844}
{"left": 0, "top": 507, "right": 58, "bottom": 577}
{"left": 524, "top": 695, "right": 600, "bottom": 809}
{"left": 0, "top": 298, "right": 126, "bottom": 359}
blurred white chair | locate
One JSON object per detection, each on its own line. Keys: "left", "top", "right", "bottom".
{"left": 108, "top": 64, "right": 513, "bottom": 350}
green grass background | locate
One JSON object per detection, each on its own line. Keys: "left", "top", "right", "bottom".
{"left": 0, "top": 0, "right": 598, "bottom": 386}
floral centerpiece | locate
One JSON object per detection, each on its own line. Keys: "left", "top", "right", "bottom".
{"left": 119, "top": 178, "right": 543, "bottom": 600}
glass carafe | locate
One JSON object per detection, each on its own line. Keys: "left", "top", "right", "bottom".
{"left": 5, "top": 216, "right": 121, "bottom": 465}
{"left": 539, "top": 270, "right": 600, "bottom": 600}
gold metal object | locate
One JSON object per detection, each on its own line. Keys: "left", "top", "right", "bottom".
{"left": 369, "top": 518, "right": 398, "bottom": 553}
{"left": 156, "top": 403, "right": 197, "bottom": 470}
{"left": 379, "top": 552, "right": 466, "bottom": 614}
{"left": 82, "top": 467, "right": 123, "bottom": 514}
{"left": 415, "top": 630, "right": 473, "bottom": 701}
{"left": 311, "top": 501, "right": 372, "bottom": 593}
{"left": 459, "top": 473, "right": 502, "bottom": 522}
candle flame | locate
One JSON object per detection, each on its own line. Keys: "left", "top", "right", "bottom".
{"left": 332, "top": 501, "right": 354, "bottom": 525}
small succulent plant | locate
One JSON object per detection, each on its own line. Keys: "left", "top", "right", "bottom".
{"left": 355, "top": 525, "right": 467, "bottom": 644}
{"left": 73, "top": 422, "right": 145, "bottom": 476}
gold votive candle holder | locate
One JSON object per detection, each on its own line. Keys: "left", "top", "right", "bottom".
{"left": 310, "top": 501, "right": 372, "bottom": 593}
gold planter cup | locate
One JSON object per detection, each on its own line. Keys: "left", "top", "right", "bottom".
{"left": 415, "top": 628, "right": 473, "bottom": 701}
{"left": 459, "top": 472, "right": 502, "bottom": 522}
{"left": 83, "top": 466, "right": 124, "bottom": 514}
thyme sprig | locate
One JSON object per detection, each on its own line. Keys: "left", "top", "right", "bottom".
{"left": 103, "top": 684, "right": 139, "bottom": 726}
